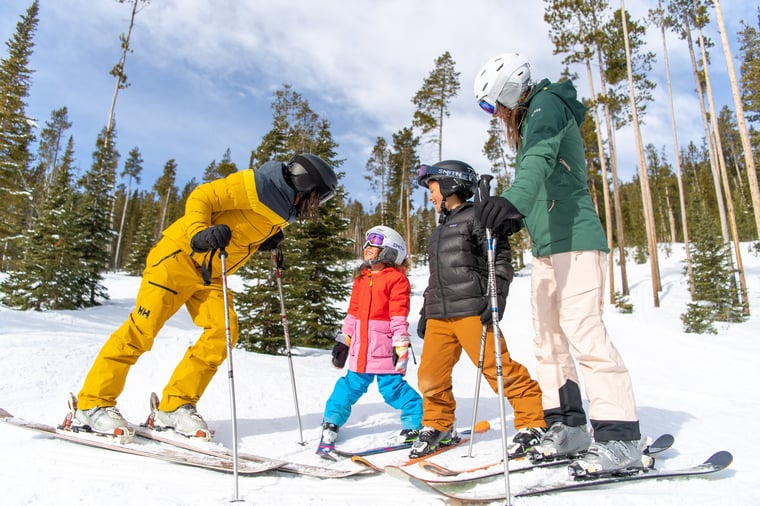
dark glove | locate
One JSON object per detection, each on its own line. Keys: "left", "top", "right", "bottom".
{"left": 479, "top": 299, "right": 506, "bottom": 325}
{"left": 416, "top": 307, "right": 427, "bottom": 339}
{"left": 475, "top": 196, "right": 523, "bottom": 231}
{"left": 259, "top": 230, "right": 284, "bottom": 252}
{"left": 497, "top": 219, "right": 523, "bottom": 236}
{"left": 331, "top": 342, "right": 349, "bottom": 368}
{"left": 417, "top": 318, "right": 427, "bottom": 339}
{"left": 191, "top": 224, "right": 231, "bottom": 253}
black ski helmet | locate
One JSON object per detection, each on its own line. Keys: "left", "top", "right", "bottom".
{"left": 417, "top": 160, "right": 478, "bottom": 200}
{"left": 285, "top": 153, "right": 338, "bottom": 204}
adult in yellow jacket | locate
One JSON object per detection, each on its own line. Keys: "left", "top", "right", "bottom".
{"left": 72, "top": 153, "right": 337, "bottom": 440}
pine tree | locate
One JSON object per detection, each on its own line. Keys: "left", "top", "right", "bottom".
{"left": 236, "top": 86, "right": 352, "bottom": 354}
{"left": 0, "top": 1, "right": 39, "bottom": 270}
{"left": 153, "top": 159, "right": 177, "bottom": 232}
{"left": 0, "top": 137, "right": 86, "bottom": 309}
{"left": 113, "top": 146, "right": 143, "bottom": 270}
{"left": 411, "top": 51, "right": 460, "bottom": 161}
{"left": 202, "top": 148, "right": 238, "bottom": 182}
{"left": 680, "top": 200, "right": 744, "bottom": 333}
{"left": 123, "top": 191, "right": 158, "bottom": 275}
{"left": 75, "top": 128, "right": 119, "bottom": 306}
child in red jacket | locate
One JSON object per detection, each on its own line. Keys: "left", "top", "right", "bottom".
{"left": 317, "top": 226, "right": 422, "bottom": 457}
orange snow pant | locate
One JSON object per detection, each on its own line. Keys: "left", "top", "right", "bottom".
{"left": 77, "top": 238, "right": 237, "bottom": 412}
{"left": 417, "top": 315, "right": 545, "bottom": 432}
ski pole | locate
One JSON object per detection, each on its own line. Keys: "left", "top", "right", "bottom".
{"left": 478, "top": 174, "right": 512, "bottom": 504}
{"left": 272, "top": 248, "right": 305, "bottom": 445}
{"left": 465, "top": 324, "right": 488, "bottom": 458}
{"left": 219, "top": 249, "right": 242, "bottom": 502}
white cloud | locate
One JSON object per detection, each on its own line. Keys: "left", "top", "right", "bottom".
{"left": 0, "top": 0, "right": 750, "bottom": 201}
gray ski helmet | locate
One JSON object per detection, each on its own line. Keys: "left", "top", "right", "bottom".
{"left": 286, "top": 153, "right": 338, "bottom": 204}
{"left": 417, "top": 160, "right": 478, "bottom": 199}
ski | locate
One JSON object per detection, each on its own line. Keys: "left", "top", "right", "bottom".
{"left": 134, "top": 425, "right": 376, "bottom": 479}
{"left": 351, "top": 436, "right": 470, "bottom": 472}
{"left": 417, "top": 433, "right": 674, "bottom": 482}
{"left": 393, "top": 451, "right": 732, "bottom": 502}
{"left": 0, "top": 408, "right": 282, "bottom": 475}
{"left": 514, "top": 451, "right": 733, "bottom": 497}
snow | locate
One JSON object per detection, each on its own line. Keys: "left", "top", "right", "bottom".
{"left": 1, "top": 243, "right": 758, "bottom": 505}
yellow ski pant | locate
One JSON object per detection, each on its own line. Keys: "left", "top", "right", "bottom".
{"left": 77, "top": 239, "right": 237, "bottom": 412}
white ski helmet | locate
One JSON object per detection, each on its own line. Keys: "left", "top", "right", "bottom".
{"left": 363, "top": 225, "right": 407, "bottom": 265}
{"left": 474, "top": 53, "right": 532, "bottom": 114}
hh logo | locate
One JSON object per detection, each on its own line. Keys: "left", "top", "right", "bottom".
{"left": 137, "top": 306, "right": 151, "bottom": 318}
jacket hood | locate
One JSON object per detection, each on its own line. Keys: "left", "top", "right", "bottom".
{"left": 254, "top": 160, "right": 298, "bottom": 223}
{"left": 527, "top": 78, "right": 586, "bottom": 126}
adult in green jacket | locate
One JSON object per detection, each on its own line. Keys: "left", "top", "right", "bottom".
{"left": 473, "top": 52, "right": 642, "bottom": 477}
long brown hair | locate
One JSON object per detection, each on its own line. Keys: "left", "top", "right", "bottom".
{"left": 498, "top": 87, "right": 533, "bottom": 150}
{"left": 296, "top": 191, "right": 321, "bottom": 222}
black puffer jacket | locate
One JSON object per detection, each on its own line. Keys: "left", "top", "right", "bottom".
{"left": 423, "top": 202, "right": 514, "bottom": 319}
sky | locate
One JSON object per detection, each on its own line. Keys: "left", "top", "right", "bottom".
{"left": 0, "top": 0, "right": 754, "bottom": 209}
{"left": 1, "top": 242, "right": 758, "bottom": 505}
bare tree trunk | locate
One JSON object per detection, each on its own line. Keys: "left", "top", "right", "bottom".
{"left": 592, "top": 37, "right": 629, "bottom": 295}
{"left": 112, "top": 180, "right": 132, "bottom": 271}
{"left": 711, "top": 0, "right": 760, "bottom": 240}
{"left": 696, "top": 19, "right": 750, "bottom": 315}
{"left": 683, "top": 17, "right": 730, "bottom": 245}
{"left": 582, "top": 51, "right": 616, "bottom": 303}
{"left": 621, "top": 0, "right": 660, "bottom": 306}
{"left": 658, "top": 0, "right": 694, "bottom": 295}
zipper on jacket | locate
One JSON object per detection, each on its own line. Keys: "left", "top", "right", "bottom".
{"left": 558, "top": 158, "right": 572, "bottom": 171}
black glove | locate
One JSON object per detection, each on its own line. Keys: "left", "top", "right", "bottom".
{"left": 475, "top": 196, "right": 523, "bottom": 231}
{"left": 479, "top": 299, "right": 506, "bottom": 325}
{"left": 416, "top": 307, "right": 427, "bottom": 339}
{"left": 331, "top": 342, "right": 349, "bottom": 368}
{"left": 259, "top": 230, "right": 284, "bottom": 252}
{"left": 497, "top": 219, "right": 523, "bottom": 236}
{"left": 191, "top": 224, "right": 231, "bottom": 253}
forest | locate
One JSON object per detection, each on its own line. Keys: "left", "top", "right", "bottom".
{"left": 0, "top": 0, "right": 758, "bottom": 349}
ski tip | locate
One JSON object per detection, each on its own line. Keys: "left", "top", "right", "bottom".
{"left": 648, "top": 433, "right": 675, "bottom": 453}
{"left": 0, "top": 407, "right": 13, "bottom": 418}
{"left": 705, "top": 450, "right": 733, "bottom": 470}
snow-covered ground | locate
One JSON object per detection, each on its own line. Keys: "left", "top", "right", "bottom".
{"left": 1, "top": 243, "right": 758, "bottom": 505}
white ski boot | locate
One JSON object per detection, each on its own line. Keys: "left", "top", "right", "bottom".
{"left": 145, "top": 392, "right": 212, "bottom": 441}
{"left": 65, "top": 392, "right": 134, "bottom": 443}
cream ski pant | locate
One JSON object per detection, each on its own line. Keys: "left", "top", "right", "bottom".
{"left": 531, "top": 250, "right": 639, "bottom": 442}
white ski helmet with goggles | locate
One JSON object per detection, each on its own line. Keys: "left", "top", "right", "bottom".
{"left": 417, "top": 160, "right": 478, "bottom": 200}
{"left": 363, "top": 225, "right": 407, "bottom": 265}
{"left": 474, "top": 53, "right": 532, "bottom": 114}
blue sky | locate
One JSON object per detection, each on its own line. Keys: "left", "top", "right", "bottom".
{"left": 0, "top": 0, "right": 753, "bottom": 209}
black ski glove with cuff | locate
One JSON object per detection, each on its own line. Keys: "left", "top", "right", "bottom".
{"left": 259, "top": 230, "right": 284, "bottom": 252}
{"left": 191, "top": 224, "right": 231, "bottom": 253}
{"left": 475, "top": 196, "right": 523, "bottom": 231}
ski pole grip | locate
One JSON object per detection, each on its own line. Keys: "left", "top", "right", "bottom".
{"left": 475, "top": 174, "right": 494, "bottom": 205}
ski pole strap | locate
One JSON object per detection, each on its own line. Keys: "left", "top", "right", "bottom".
{"left": 200, "top": 248, "right": 219, "bottom": 286}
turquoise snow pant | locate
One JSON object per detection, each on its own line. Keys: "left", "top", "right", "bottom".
{"left": 323, "top": 370, "right": 422, "bottom": 430}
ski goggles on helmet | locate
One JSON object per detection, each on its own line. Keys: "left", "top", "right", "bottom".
{"left": 478, "top": 98, "right": 497, "bottom": 115}
{"left": 417, "top": 164, "right": 478, "bottom": 187}
{"left": 363, "top": 231, "right": 385, "bottom": 249}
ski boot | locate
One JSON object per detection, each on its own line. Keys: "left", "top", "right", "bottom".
{"left": 63, "top": 392, "right": 134, "bottom": 443}
{"left": 144, "top": 392, "right": 212, "bottom": 441}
